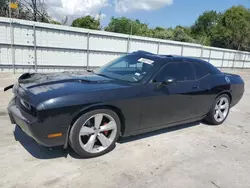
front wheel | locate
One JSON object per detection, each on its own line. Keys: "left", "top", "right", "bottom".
{"left": 204, "top": 94, "right": 230, "bottom": 125}
{"left": 69, "top": 109, "right": 121, "bottom": 158}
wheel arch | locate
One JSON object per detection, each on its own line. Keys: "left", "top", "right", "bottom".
{"left": 216, "top": 90, "right": 232, "bottom": 103}
{"left": 64, "top": 104, "right": 126, "bottom": 149}
{"left": 204, "top": 91, "right": 232, "bottom": 125}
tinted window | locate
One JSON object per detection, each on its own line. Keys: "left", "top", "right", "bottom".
{"left": 154, "top": 62, "right": 195, "bottom": 82}
{"left": 202, "top": 60, "right": 221, "bottom": 74}
{"left": 111, "top": 60, "right": 128, "bottom": 68}
{"left": 94, "top": 55, "right": 155, "bottom": 82}
{"left": 192, "top": 62, "right": 209, "bottom": 79}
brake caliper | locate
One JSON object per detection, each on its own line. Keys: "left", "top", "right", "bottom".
{"left": 103, "top": 122, "right": 108, "bottom": 136}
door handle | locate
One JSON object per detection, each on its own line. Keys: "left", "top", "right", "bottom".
{"left": 192, "top": 86, "right": 199, "bottom": 90}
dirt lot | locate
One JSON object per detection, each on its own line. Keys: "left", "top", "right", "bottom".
{"left": 0, "top": 69, "right": 250, "bottom": 188}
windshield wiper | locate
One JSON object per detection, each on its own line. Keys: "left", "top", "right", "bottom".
{"left": 94, "top": 73, "right": 112, "bottom": 79}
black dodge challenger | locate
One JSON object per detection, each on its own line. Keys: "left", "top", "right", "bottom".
{"left": 5, "top": 51, "right": 244, "bottom": 157}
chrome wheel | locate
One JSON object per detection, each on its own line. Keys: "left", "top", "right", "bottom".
{"left": 214, "top": 97, "right": 229, "bottom": 123}
{"left": 78, "top": 113, "right": 117, "bottom": 154}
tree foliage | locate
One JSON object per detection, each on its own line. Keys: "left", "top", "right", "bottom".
{"left": 104, "top": 17, "right": 149, "bottom": 36}
{"left": 191, "top": 11, "right": 220, "bottom": 37}
{"left": 21, "top": 0, "right": 49, "bottom": 22}
{"left": 102, "top": 6, "right": 250, "bottom": 51}
{"left": 104, "top": 17, "right": 197, "bottom": 43}
{"left": 0, "top": 0, "right": 8, "bottom": 17}
{"left": 173, "top": 26, "right": 196, "bottom": 43}
{"left": 71, "top": 16, "right": 101, "bottom": 30}
{"left": 211, "top": 6, "right": 250, "bottom": 51}
{"left": 0, "top": 0, "right": 50, "bottom": 22}
{"left": 50, "top": 20, "right": 61, "bottom": 25}
{"left": 0, "top": 2, "right": 249, "bottom": 51}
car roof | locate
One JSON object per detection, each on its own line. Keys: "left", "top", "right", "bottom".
{"left": 131, "top": 50, "right": 221, "bottom": 74}
{"left": 132, "top": 50, "right": 202, "bottom": 63}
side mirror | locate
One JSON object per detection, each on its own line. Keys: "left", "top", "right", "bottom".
{"left": 163, "top": 77, "right": 176, "bottom": 85}
{"left": 157, "top": 77, "right": 176, "bottom": 88}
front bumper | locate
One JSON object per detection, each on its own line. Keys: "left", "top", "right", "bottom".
{"left": 8, "top": 98, "right": 68, "bottom": 147}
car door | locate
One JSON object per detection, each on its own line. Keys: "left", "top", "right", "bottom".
{"left": 190, "top": 61, "right": 213, "bottom": 116}
{"left": 139, "top": 61, "right": 200, "bottom": 129}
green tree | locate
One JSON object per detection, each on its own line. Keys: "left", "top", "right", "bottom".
{"left": 191, "top": 11, "right": 221, "bottom": 45}
{"left": 192, "top": 11, "right": 220, "bottom": 36}
{"left": 104, "top": 17, "right": 149, "bottom": 36}
{"left": 71, "top": 16, "right": 101, "bottom": 30}
{"left": 142, "top": 28, "right": 155, "bottom": 38}
{"left": 173, "top": 26, "right": 197, "bottom": 43}
{"left": 152, "top": 27, "right": 174, "bottom": 40}
{"left": 211, "top": 6, "right": 250, "bottom": 51}
{"left": 19, "top": 0, "right": 50, "bottom": 22}
{"left": 210, "top": 25, "right": 231, "bottom": 49}
{"left": 0, "top": 0, "right": 50, "bottom": 22}
{"left": 50, "top": 20, "right": 61, "bottom": 25}
{"left": 0, "top": 0, "right": 8, "bottom": 17}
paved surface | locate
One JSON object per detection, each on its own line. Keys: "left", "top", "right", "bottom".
{"left": 0, "top": 69, "right": 250, "bottom": 188}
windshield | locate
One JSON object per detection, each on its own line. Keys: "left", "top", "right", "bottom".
{"left": 94, "top": 54, "right": 155, "bottom": 82}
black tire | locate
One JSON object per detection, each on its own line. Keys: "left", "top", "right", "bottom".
{"left": 69, "top": 109, "right": 121, "bottom": 158}
{"left": 204, "top": 94, "right": 231, "bottom": 125}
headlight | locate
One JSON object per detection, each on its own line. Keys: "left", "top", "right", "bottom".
{"left": 20, "top": 99, "right": 31, "bottom": 110}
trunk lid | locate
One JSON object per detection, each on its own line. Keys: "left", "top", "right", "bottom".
{"left": 223, "top": 72, "right": 244, "bottom": 84}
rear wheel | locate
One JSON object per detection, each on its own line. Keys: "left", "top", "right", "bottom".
{"left": 204, "top": 94, "right": 230, "bottom": 125}
{"left": 69, "top": 109, "right": 121, "bottom": 158}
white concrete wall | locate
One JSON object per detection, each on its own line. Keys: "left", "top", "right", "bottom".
{"left": 0, "top": 17, "right": 250, "bottom": 72}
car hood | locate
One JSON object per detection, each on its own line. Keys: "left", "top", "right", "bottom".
{"left": 17, "top": 72, "right": 130, "bottom": 101}
{"left": 18, "top": 72, "right": 112, "bottom": 86}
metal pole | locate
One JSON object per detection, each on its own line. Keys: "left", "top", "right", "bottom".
{"left": 208, "top": 49, "right": 211, "bottom": 62}
{"left": 242, "top": 53, "right": 247, "bottom": 68}
{"left": 10, "top": 26, "right": 15, "bottom": 73}
{"left": 33, "top": 24, "right": 37, "bottom": 72}
{"left": 200, "top": 46, "right": 203, "bottom": 58}
{"left": 232, "top": 51, "right": 237, "bottom": 69}
{"left": 130, "top": 24, "right": 133, "bottom": 36}
{"left": 86, "top": 32, "right": 90, "bottom": 70}
{"left": 9, "top": 1, "right": 15, "bottom": 74}
{"left": 232, "top": 45, "right": 241, "bottom": 69}
{"left": 157, "top": 41, "right": 160, "bottom": 55}
{"left": 221, "top": 51, "right": 225, "bottom": 68}
{"left": 127, "top": 24, "right": 133, "bottom": 54}
{"left": 181, "top": 45, "right": 184, "bottom": 56}
{"left": 127, "top": 35, "right": 130, "bottom": 54}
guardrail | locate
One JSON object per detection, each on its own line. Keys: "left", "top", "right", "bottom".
{"left": 0, "top": 16, "right": 250, "bottom": 73}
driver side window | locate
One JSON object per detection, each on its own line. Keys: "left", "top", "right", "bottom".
{"left": 154, "top": 62, "right": 195, "bottom": 82}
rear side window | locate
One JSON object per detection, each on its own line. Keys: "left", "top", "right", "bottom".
{"left": 154, "top": 62, "right": 195, "bottom": 82}
{"left": 199, "top": 60, "right": 221, "bottom": 75}
{"left": 191, "top": 62, "right": 210, "bottom": 79}
{"left": 177, "top": 62, "right": 195, "bottom": 81}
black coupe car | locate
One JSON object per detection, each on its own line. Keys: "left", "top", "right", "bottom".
{"left": 6, "top": 51, "right": 244, "bottom": 157}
